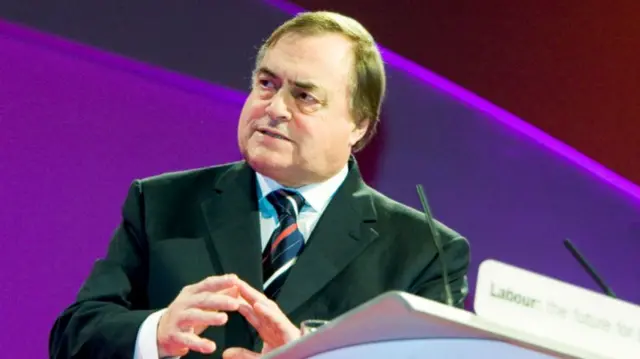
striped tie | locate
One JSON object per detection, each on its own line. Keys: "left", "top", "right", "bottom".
{"left": 262, "top": 189, "right": 306, "bottom": 299}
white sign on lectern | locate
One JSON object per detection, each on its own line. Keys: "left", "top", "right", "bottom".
{"left": 475, "top": 259, "right": 640, "bottom": 359}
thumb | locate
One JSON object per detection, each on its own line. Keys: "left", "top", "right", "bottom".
{"left": 222, "top": 347, "right": 261, "bottom": 359}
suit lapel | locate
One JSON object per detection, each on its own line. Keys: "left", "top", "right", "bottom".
{"left": 199, "top": 158, "right": 380, "bottom": 317}
{"left": 276, "top": 158, "right": 379, "bottom": 316}
{"left": 200, "top": 162, "right": 263, "bottom": 291}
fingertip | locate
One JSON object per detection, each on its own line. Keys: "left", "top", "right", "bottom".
{"left": 218, "top": 285, "right": 238, "bottom": 297}
{"left": 203, "top": 340, "right": 217, "bottom": 354}
{"left": 223, "top": 347, "right": 256, "bottom": 359}
{"left": 230, "top": 299, "right": 244, "bottom": 311}
{"left": 177, "top": 348, "right": 189, "bottom": 357}
{"left": 228, "top": 286, "right": 239, "bottom": 296}
{"left": 213, "top": 311, "right": 229, "bottom": 325}
{"left": 237, "top": 303, "right": 250, "bottom": 316}
{"left": 222, "top": 347, "right": 238, "bottom": 359}
{"left": 220, "top": 311, "right": 229, "bottom": 322}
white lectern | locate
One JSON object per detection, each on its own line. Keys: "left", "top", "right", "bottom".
{"left": 264, "top": 291, "right": 608, "bottom": 359}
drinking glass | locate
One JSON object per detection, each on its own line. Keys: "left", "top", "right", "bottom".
{"left": 300, "top": 319, "right": 329, "bottom": 335}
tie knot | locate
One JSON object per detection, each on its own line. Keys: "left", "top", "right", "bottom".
{"left": 266, "top": 189, "right": 305, "bottom": 218}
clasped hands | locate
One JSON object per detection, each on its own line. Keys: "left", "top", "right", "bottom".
{"left": 157, "top": 274, "right": 301, "bottom": 358}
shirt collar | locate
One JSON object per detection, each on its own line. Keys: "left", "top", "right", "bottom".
{"left": 256, "top": 164, "right": 349, "bottom": 214}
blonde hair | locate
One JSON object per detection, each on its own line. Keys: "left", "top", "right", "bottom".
{"left": 255, "top": 11, "right": 386, "bottom": 152}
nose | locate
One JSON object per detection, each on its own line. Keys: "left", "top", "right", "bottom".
{"left": 265, "top": 90, "right": 292, "bottom": 123}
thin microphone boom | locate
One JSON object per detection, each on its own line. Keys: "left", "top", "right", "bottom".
{"left": 416, "top": 184, "right": 454, "bottom": 306}
{"left": 563, "top": 238, "right": 616, "bottom": 298}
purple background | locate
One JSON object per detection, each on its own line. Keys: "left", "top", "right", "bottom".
{"left": 1, "top": 21, "right": 246, "bottom": 355}
{"left": 1, "top": 1, "right": 639, "bottom": 357}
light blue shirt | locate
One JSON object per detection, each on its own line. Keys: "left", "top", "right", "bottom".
{"left": 255, "top": 164, "right": 349, "bottom": 251}
{"left": 133, "top": 163, "right": 349, "bottom": 359}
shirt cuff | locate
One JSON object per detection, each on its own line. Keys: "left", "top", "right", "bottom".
{"left": 133, "top": 308, "right": 169, "bottom": 359}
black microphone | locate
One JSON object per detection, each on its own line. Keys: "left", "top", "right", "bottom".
{"left": 416, "top": 184, "right": 454, "bottom": 306}
{"left": 563, "top": 238, "right": 616, "bottom": 298}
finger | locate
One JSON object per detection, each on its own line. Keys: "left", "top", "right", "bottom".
{"left": 174, "top": 347, "right": 189, "bottom": 357}
{"left": 233, "top": 278, "right": 269, "bottom": 306}
{"left": 262, "top": 341, "right": 274, "bottom": 354}
{"left": 254, "top": 301, "right": 300, "bottom": 343}
{"left": 186, "top": 292, "right": 243, "bottom": 312}
{"left": 242, "top": 301, "right": 294, "bottom": 347}
{"left": 173, "top": 331, "right": 216, "bottom": 354}
{"left": 177, "top": 308, "right": 229, "bottom": 328}
{"left": 219, "top": 286, "right": 239, "bottom": 297}
{"left": 235, "top": 292, "right": 253, "bottom": 313}
{"left": 189, "top": 274, "right": 238, "bottom": 294}
{"left": 238, "top": 302, "right": 262, "bottom": 331}
{"left": 222, "top": 347, "right": 261, "bottom": 359}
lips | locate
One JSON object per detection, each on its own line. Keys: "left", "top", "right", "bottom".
{"left": 257, "top": 128, "right": 291, "bottom": 141}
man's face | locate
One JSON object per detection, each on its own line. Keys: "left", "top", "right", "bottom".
{"left": 237, "top": 33, "right": 368, "bottom": 187}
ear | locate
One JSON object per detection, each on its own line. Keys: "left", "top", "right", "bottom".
{"left": 349, "top": 119, "right": 369, "bottom": 147}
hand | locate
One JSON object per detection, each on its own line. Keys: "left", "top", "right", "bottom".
{"left": 222, "top": 279, "right": 301, "bottom": 359}
{"left": 157, "top": 274, "right": 244, "bottom": 358}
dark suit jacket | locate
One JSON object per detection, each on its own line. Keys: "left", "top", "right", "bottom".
{"left": 49, "top": 157, "right": 470, "bottom": 359}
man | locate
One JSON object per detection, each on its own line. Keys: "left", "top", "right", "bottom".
{"left": 49, "top": 10, "right": 470, "bottom": 359}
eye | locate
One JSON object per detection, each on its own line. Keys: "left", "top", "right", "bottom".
{"left": 294, "top": 91, "right": 318, "bottom": 104}
{"left": 258, "top": 78, "right": 275, "bottom": 89}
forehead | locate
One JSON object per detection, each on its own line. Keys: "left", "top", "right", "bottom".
{"left": 259, "top": 33, "right": 354, "bottom": 89}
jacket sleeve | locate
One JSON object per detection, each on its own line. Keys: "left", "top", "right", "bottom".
{"left": 49, "top": 180, "right": 157, "bottom": 359}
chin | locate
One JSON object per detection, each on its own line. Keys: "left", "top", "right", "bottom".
{"left": 244, "top": 148, "right": 293, "bottom": 176}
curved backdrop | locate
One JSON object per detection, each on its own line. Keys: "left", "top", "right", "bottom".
{"left": 1, "top": 1, "right": 638, "bottom": 358}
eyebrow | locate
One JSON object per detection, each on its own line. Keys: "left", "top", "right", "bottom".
{"left": 256, "top": 66, "right": 321, "bottom": 92}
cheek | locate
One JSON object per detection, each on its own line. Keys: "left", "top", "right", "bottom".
{"left": 293, "top": 117, "right": 349, "bottom": 151}
{"left": 239, "top": 99, "right": 266, "bottom": 129}
{"left": 291, "top": 117, "right": 320, "bottom": 143}
{"left": 249, "top": 101, "right": 267, "bottom": 118}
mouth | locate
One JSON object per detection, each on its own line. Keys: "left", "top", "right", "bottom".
{"left": 257, "top": 128, "right": 291, "bottom": 142}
